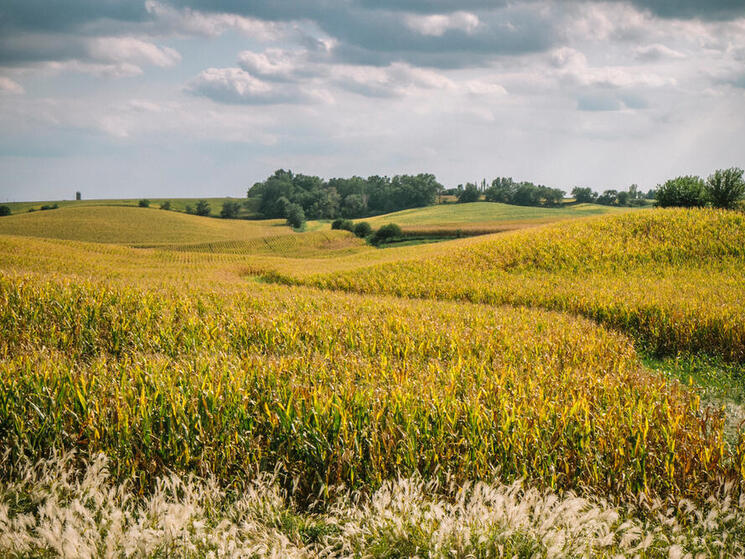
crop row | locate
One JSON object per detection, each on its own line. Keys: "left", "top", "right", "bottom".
{"left": 297, "top": 209, "right": 745, "bottom": 360}
{"left": 1, "top": 273, "right": 742, "bottom": 501}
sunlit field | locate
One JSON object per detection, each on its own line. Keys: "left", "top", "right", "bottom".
{"left": 1, "top": 204, "right": 744, "bottom": 557}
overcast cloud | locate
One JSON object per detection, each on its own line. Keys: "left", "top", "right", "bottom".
{"left": 0, "top": 0, "right": 744, "bottom": 201}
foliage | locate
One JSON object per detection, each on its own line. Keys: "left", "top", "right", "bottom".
{"left": 160, "top": 200, "right": 171, "bottom": 210}
{"left": 457, "top": 183, "right": 480, "bottom": 203}
{"left": 0, "top": 206, "right": 10, "bottom": 217}
{"left": 706, "top": 167, "right": 745, "bottom": 209}
{"left": 285, "top": 202, "right": 306, "bottom": 229}
{"left": 353, "top": 221, "right": 372, "bottom": 238}
{"left": 655, "top": 176, "right": 707, "bottom": 208}
{"left": 370, "top": 223, "right": 402, "bottom": 245}
{"left": 220, "top": 200, "right": 241, "bottom": 219}
{"left": 138, "top": 199, "right": 150, "bottom": 208}
{"left": 571, "top": 187, "right": 597, "bottom": 203}
{"left": 248, "top": 169, "right": 442, "bottom": 219}
{"left": 596, "top": 189, "right": 619, "bottom": 205}
{"left": 195, "top": 199, "right": 211, "bottom": 216}
{"left": 483, "top": 177, "right": 564, "bottom": 207}
{"left": 331, "top": 218, "right": 354, "bottom": 231}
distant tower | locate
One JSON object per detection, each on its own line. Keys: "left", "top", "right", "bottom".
{"left": 76, "top": 191, "right": 81, "bottom": 200}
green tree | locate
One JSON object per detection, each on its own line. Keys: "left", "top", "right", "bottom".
{"left": 371, "top": 223, "right": 402, "bottom": 245}
{"left": 596, "top": 190, "right": 618, "bottom": 206}
{"left": 353, "top": 221, "right": 372, "bottom": 238}
{"left": 571, "top": 187, "right": 596, "bottom": 204}
{"left": 341, "top": 193, "right": 367, "bottom": 218}
{"left": 220, "top": 200, "right": 241, "bottom": 219}
{"left": 160, "top": 201, "right": 171, "bottom": 210}
{"left": 512, "top": 182, "right": 542, "bottom": 206}
{"left": 0, "top": 205, "right": 10, "bottom": 217}
{"left": 706, "top": 167, "right": 745, "bottom": 209}
{"left": 195, "top": 200, "right": 211, "bottom": 216}
{"left": 285, "top": 203, "right": 306, "bottom": 229}
{"left": 655, "top": 176, "right": 706, "bottom": 208}
{"left": 138, "top": 199, "right": 150, "bottom": 208}
{"left": 457, "top": 183, "right": 480, "bottom": 203}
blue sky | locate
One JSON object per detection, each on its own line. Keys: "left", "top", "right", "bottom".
{"left": 1, "top": 0, "right": 744, "bottom": 202}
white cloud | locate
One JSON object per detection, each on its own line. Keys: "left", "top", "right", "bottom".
{"left": 404, "top": 11, "right": 480, "bottom": 37}
{"left": 0, "top": 77, "right": 25, "bottom": 94}
{"left": 186, "top": 67, "right": 328, "bottom": 104}
{"left": 43, "top": 60, "right": 144, "bottom": 78}
{"left": 463, "top": 80, "right": 507, "bottom": 97}
{"left": 87, "top": 37, "right": 181, "bottom": 68}
{"left": 549, "top": 47, "right": 675, "bottom": 89}
{"left": 331, "top": 63, "right": 453, "bottom": 98}
{"left": 145, "top": 0, "right": 286, "bottom": 40}
{"left": 238, "top": 49, "right": 310, "bottom": 81}
{"left": 634, "top": 44, "right": 686, "bottom": 62}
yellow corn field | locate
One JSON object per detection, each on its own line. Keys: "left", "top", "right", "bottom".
{"left": 0, "top": 206, "right": 743, "bottom": 509}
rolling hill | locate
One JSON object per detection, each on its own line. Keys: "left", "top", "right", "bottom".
{"left": 360, "top": 201, "right": 637, "bottom": 235}
{"left": 0, "top": 205, "right": 289, "bottom": 245}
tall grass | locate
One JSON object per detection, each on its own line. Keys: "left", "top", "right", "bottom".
{"left": 2, "top": 453, "right": 744, "bottom": 558}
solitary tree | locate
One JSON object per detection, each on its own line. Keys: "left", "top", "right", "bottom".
{"left": 285, "top": 203, "right": 306, "bottom": 229}
{"left": 220, "top": 200, "right": 241, "bottom": 219}
{"left": 370, "top": 223, "right": 402, "bottom": 245}
{"left": 138, "top": 199, "right": 150, "bottom": 208}
{"left": 353, "top": 221, "right": 372, "bottom": 238}
{"left": 195, "top": 200, "right": 211, "bottom": 216}
{"left": 160, "top": 201, "right": 171, "bottom": 210}
{"left": 706, "top": 167, "right": 745, "bottom": 209}
{"left": 0, "top": 205, "right": 11, "bottom": 217}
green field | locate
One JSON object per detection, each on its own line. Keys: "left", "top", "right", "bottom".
{"left": 365, "top": 201, "right": 631, "bottom": 226}
{"left": 1, "top": 203, "right": 744, "bottom": 557}
{"left": 361, "top": 201, "right": 638, "bottom": 235}
{"left": 1, "top": 196, "right": 258, "bottom": 217}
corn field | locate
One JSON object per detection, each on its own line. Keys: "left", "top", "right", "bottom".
{"left": 1, "top": 206, "right": 744, "bottom": 557}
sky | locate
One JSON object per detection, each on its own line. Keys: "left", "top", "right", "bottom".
{"left": 0, "top": 0, "right": 744, "bottom": 202}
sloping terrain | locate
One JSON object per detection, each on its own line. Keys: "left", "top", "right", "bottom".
{"left": 0, "top": 205, "right": 289, "bottom": 244}
{"left": 361, "top": 201, "right": 634, "bottom": 234}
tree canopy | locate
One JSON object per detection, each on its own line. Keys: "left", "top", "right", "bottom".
{"left": 248, "top": 170, "right": 442, "bottom": 219}
{"left": 483, "top": 178, "right": 564, "bottom": 207}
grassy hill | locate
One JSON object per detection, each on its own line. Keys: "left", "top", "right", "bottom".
{"left": 0, "top": 205, "right": 288, "bottom": 244}
{"left": 361, "top": 201, "right": 636, "bottom": 235}
{"left": 298, "top": 208, "right": 745, "bottom": 360}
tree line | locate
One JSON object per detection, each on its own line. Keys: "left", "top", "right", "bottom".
{"left": 452, "top": 178, "right": 566, "bottom": 207}
{"left": 653, "top": 168, "right": 745, "bottom": 209}
{"left": 247, "top": 169, "right": 443, "bottom": 221}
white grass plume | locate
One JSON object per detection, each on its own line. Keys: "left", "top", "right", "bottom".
{"left": 1, "top": 453, "right": 743, "bottom": 558}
